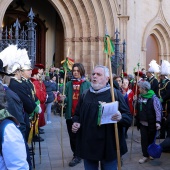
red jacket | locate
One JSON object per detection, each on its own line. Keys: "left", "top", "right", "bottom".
{"left": 30, "top": 78, "right": 47, "bottom": 104}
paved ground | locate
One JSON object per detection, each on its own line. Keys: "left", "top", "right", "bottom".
{"left": 33, "top": 114, "right": 170, "bottom": 170}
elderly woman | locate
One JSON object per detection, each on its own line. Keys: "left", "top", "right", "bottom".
{"left": 122, "top": 78, "right": 134, "bottom": 114}
{"left": 122, "top": 78, "right": 134, "bottom": 138}
{"left": 136, "top": 81, "right": 162, "bottom": 164}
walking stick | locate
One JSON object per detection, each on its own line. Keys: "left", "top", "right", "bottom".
{"left": 60, "top": 70, "right": 67, "bottom": 167}
{"left": 130, "top": 63, "right": 140, "bottom": 160}
{"left": 60, "top": 47, "right": 70, "bottom": 167}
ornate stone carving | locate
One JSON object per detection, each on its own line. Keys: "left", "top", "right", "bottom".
{"left": 64, "top": 36, "right": 104, "bottom": 42}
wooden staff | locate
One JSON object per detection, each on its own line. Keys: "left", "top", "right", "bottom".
{"left": 57, "top": 70, "right": 60, "bottom": 91}
{"left": 105, "top": 53, "right": 108, "bottom": 67}
{"left": 121, "top": 69, "right": 124, "bottom": 78}
{"left": 108, "top": 56, "right": 121, "bottom": 170}
{"left": 130, "top": 63, "right": 140, "bottom": 160}
{"left": 92, "top": 60, "right": 94, "bottom": 69}
{"left": 60, "top": 47, "right": 70, "bottom": 167}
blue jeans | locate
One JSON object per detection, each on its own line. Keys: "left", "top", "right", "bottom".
{"left": 84, "top": 159, "right": 117, "bottom": 170}
{"left": 45, "top": 102, "right": 53, "bottom": 121}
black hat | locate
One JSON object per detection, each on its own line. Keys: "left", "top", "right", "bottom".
{"left": 0, "top": 59, "right": 9, "bottom": 75}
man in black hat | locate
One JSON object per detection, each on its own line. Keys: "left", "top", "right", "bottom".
{"left": 12, "top": 63, "right": 43, "bottom": 140}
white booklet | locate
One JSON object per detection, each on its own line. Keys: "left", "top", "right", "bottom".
{"left": 100, "top": 101, "right": 119, "bottom": 125}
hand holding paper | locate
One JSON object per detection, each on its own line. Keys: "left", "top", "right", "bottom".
{"left": 111, "top": 111, "right": 122, "bottom": 122}
{"left": 99, "top": 101, "right": 119, "bottom": 125}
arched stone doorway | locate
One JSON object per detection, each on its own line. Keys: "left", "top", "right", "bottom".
{"left": 146, "top": 35, "right": 159, "bottom": 69}
{"left": 0, "top": 0, "right": 120, "bottom": 73}
{"left": 142, "top": 4, "right": 170, "bottom": 70}
{"left": 2, "top": 0, "right": 65, "bottom": 68}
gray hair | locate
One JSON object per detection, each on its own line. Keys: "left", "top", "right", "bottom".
{"left": 138, "top": 81, "right": 151, "bottom": 91}
{"left": 94, "top": 65, "right": 110, "bottom": 77}
{"left": 128, "top": 74, "right": 134, "bottom": 79}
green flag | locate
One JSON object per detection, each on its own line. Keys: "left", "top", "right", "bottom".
{"left": 104, "top": 35, "right": 115, "bottom": 56}
{"left": 61, "top": 57, "right": 74, "bottom": 72}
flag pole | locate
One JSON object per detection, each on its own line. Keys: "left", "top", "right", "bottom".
{"left": 104, "top": 31, "right": 121, "bottom": 170}
{"left": 130, "top": 62, "right": 140, "bottom": 160}
{"left": 108, "top": 55, "right": 121, "bottom": 170}
{"left": 60, "top": 47, "right": 70, "bottom": 167}
{"left": 92, "top": 60, "right": 94, "bottom": 69}
{"left": 105, "top": 53, "right": 108, "bottom": 67}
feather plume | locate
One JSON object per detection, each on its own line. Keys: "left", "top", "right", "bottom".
{"left": 7, "top": 48, "right": 31, "bottom": 73}
{"left": 160, "top": 60, "right": 170, "bottom": 75}
{"left": 148, "top": 60, "right": 160, "bottom": 73}
{"left": 0, "top": 45, "right": 18, "bottom": 67}
{"left": 19, "top": 48, "right": 31, "bottom": 66}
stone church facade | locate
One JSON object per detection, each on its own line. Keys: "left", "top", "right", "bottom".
{"left": 0, "top": 0, "right": 170, "bottom": 75}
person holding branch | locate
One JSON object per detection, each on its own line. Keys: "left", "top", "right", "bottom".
{"left": 61, "top": 63, "right": 90, "bottom": 167}
{"left": 72, "top": 65, "right": 132, "bottom": 170}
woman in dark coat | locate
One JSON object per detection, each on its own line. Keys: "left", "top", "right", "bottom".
{"left": 136, "top": 81, "right": 162, "bottom": 164}
{"left": 44, "top": 76, "right": 56, "bottom": 124}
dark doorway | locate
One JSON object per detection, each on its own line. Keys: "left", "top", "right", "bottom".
{"left": 3, "top": 0, "right": 64, "bottom": 68}
{"left": 146, "top": 35, "right": 159, "bottom": 69}
{"left": 4, "top": 8, "right": 47, "bottom": 65}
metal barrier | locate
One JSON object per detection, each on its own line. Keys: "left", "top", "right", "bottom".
{"left": 0, "top": 8, "right": 36, "bottom": 67}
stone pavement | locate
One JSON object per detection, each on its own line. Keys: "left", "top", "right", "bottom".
{"left": 33, "top": 114, "right": 170, "bottom": 170}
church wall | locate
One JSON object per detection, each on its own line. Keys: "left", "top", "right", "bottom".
{"left": 127, "top": 0, "right": 160, "bottom": 73}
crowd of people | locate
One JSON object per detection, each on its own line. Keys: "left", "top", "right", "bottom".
{"left": 0, "top": 45, "right": 170, "bottom": 170}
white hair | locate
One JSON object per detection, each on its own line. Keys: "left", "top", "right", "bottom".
{"left": 138, "top": 81, "right": 151, "bottom": 91}
{"left": 94, "top": 65, "right": 110, "bottom": 77}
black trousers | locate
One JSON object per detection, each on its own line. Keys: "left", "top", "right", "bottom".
{"left": 66, "top": 119, "right": 78, "bottom": 157}
{"left": 140, "top": 124, "right": 156, "bottom": 157}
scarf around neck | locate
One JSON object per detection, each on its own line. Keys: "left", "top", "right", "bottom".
{"left": 71, "top": 76, "right": 86, "bottom": 82}
{"left": 141, "top": 90, "right": 155, "bottom": 99}
{"left": 90, "top": 83, "right": 110, "bottom": 94}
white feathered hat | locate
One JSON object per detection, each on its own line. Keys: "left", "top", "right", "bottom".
{"left": 6, "top": 48, "right": 32, "bottom": 74}
{"left": 147, "top": 60, "right": 160, "bottom": 74}
{"left": 160, "top": 60, "right": 170, "bottom": 75}
{"left": 0, "top": 44, "right": 18, "bottom": 66}
{"left": 19, "top": 48, "right": 32, "bottom": 70}
{"left": 0, "top": 44, "right": 18, "bottom": 75}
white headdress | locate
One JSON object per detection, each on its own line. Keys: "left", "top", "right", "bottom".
{"left": 148, "top": 60, "right": 160, "bottom": 73}
{"left": 0, "top": 45, "right": 18, "bottom": 67}
{"left": 18, "top": 48, "right": 32, "bottom": 70}
{"left": 160, "top": 60, "right": 170, "bottom": 75}
{"left": 7, "top": 48, "right": 32, "bottom": 74}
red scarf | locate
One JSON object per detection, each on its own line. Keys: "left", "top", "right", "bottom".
{"left": 71, "top": 80, "right": 82, "bottom": 116}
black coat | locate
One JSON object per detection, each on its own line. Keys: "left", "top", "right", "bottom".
{"left": 136, "top": 97, "right": 156, "bottom": 132}
{"left": 73, "top": 88, "right": 132, "bottom": 161}
{"left": 146, "top": 77, "right": 158, "bottom": 95}
{"left": 9, "top": 78, "right": 37, "bottom": 115}
{"left": 5, "top": 86, "right": 26, "bottom": 138}
{"left": 158, "top": 79, "right": 170, "bottom": 114}
{"left": 44, "top": 80, "right": 56, "bottom": 103}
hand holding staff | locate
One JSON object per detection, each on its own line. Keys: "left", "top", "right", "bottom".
{"left": 104, "top": 31, "right": 121, "bottom": 170}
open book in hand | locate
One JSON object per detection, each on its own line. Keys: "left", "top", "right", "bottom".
{"left": 98, "top": 101, "right": 119, "bottom": 125}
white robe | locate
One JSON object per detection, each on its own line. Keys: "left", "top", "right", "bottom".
{"left": 0, "top": 122, "right": 29, "bottom": 170}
